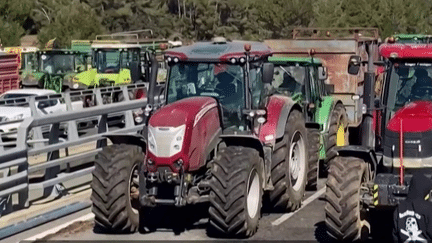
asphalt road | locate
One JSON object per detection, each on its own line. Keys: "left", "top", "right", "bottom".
{"left": 11, "top": 179, "right": 330, "bottom": 242}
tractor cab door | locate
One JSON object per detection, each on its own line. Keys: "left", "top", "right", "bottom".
{"left": 303, "top": 66, "right": 320, "bottom": 121}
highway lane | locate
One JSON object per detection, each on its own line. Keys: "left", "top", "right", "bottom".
{"left": 17, "top": 180, "right": 330, "bottom": 242}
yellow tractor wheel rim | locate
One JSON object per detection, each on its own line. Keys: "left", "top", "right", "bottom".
{"left": 336, "top": 125, "right": 345, "bottom": 146}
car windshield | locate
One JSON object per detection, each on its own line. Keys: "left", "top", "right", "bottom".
{"left": 167, "top": 62, "right": 246, "bottom": 129}
{"left": 272, "top": 64, "right": 306, "bottom": 97}
{"left": 386, "top": 63, "right": 432, "bottom": 115}
{"left": 41, "top": 54, "right": 75, "bottom": 74}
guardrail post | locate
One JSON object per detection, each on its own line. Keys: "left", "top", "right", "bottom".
{"left": 63, "top": 92, "right": 79, "bottom": 141}
{"left": 122, "top": 86, "right": 135, "bottom": 128}
{"left": 28, "top": 96, "right": 44, "bottom": 149}
{"left": 43, "top": 123, "right": 61, "bottom": 198}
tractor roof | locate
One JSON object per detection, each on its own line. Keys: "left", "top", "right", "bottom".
{"left": 380, "top": 43, "right": 432, "bottom": 59}
{"left": 268, "top": 56, "right": 323, "bottom": 65}
{"left": 164, "top": 38, "right": 272, "bottom": 62}
{"left": 91, "top": 43, "right": 141, "bottom": 49}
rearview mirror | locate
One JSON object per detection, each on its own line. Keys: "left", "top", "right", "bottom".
{"left": 348, "top": 55, "right": 361, "bottom": 75}
{"left": 262, "top": 63, "right": 274, "bottom": 84}
{"left": 318, "top": 66, "right": 328, "bottom": 80}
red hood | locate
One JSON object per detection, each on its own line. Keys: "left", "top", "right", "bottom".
{"left": 387, "top": 101, "right": 432, "bottom": 133}
{"left": 149, "top": 96, "right": 218, "bottom": 127}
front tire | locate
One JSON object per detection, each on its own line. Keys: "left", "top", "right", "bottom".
{"left": 325, "top": 156, "right": 370, "bottom": 242}
{"left": 208, "top": 146, "right": 263, "bottom": 238}
{"left": 269, "top": 110, "right": 308, "bottom": 211}
{"left": 306, "top": 127, "right": 320, "bottom": 191}
{"left": 91, "top": 144, "right": 144, "bottom": 233}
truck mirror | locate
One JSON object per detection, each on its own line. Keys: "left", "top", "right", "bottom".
{"left": 325, "top": 84, "right": 334, "bottom": 94}
{"left": 318, "top": 66, "right": 328, "bottom": 80}
{"left": 262, "top": 63, "right": 274, "bottom": 84}
{"left": 348, "top": 55, "right": 361, "bottom": 75}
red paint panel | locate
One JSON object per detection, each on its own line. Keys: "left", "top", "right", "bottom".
{"left": 380, "top": 44, "right": 432, "bottom": 59}
{"left": 0, "top": 53, "right": 20, "bottom": 94}
{"left": 258, "top": 95, "right": 288, "bottom": 145}
{"left": 387, "top": 101, "right": 432, "bottom": 133}
{"left": 147, "top": 97, "right": 220, "bottom": 172}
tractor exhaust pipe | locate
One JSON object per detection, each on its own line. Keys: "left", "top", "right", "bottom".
{"left": 147, "top": 52, "right": 159, "bottom": 106}
{"left": 361, "top": 43, "right": 376, "bottom": 148}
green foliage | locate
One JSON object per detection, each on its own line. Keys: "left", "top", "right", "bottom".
{"left": 3, "top": 0, "right": 432, "bottom": 47}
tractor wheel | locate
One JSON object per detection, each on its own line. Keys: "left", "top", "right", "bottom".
{"left": 269, "top": 110, "right": 308, "bottom": 212}
{"left": 91, "top": 144, "right": 144, "bottom": 233}
{"left": 306, "top": 127, "right": 320, "bottom": 191}
{"left": 208, "top": 146, "right": 263, "bottom": 238}
{"left": 325, "top": 156, "right": 370, "bottom": 242}
{"left": 325, "top": 103, "right": 348, "bottom": 171}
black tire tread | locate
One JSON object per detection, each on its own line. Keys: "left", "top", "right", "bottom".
{"left": 324, "top": 156, "right": 366, "bottom": 242}
{"left": 91, "top": 144, "right": 143, "bottom": 233}
{"left": 306, "top": 128, "right": 320, "bottom": 191}
{"left": 208, "top": 146, "right": 262, "bottom": 238}
{"left": 325, "top": 103, "right": 348, "bottom": 170}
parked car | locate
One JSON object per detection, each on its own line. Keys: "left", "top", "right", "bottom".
{"left": 0, "top": 89, "right": 84, "bottom": 139}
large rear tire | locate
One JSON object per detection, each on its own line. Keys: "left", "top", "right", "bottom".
{"left": 325, "top": 103, "right": 349, "bottom": 171}
{"left": 269, "top": 110, "right": 308, "bottom": 211}
{"left": 325, "top": 156, "right": 370, "bottom": 242}
{"left": 208, "top": 146, "right": 263, "bottom": 238}
{"left": 91, "top": 144, "right": 144, "bottom": 233}
{"left": 306, "top": 127, "right": 320, "bottom": 191}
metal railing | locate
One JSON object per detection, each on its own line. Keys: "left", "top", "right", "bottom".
{"left": 0, "top": 83, "right": 162, "bottom": 217}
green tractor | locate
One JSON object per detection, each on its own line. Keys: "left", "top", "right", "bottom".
{"left": 269, "top": 56, "right": 348, "bottom": 189}
{"left": 388, "top": 33, "right": 432, "bottom": 44}
{"left": 21, "top": 48, "right": 88, "bottom": 93}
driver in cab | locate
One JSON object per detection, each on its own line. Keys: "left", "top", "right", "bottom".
{"left": 409, "top": 69, "right": 432, "bottom": 102}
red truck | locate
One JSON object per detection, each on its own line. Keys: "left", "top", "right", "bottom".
{"left": 0, "top": 52, "right": 20, "bottom": 95}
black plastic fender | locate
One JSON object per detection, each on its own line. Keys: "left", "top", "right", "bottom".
{"left": 104, "top": 134, "right": 147, "bottom": 151}
{"left": 336, "top": 145, "right": 378, "bottom": 180}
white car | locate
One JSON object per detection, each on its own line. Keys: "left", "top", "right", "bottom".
{"left": 0, "top": 89, "right": 84, "bottom": 139}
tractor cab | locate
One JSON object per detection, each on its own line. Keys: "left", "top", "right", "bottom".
{"left": 161, "top": 38, "right": 273, "bottom": 132}
{"left": 389, "top": 34, "right": 432, "bottom": 44}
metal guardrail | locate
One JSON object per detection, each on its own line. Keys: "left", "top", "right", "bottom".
{"left": 0, "top": 83, "right": 163, "bottom": 217}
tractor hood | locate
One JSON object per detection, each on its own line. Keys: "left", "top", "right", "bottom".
{"left": 387, "top": 101, "right": 432, "bottom": 133}
{"left": 146, "top": 96, "right": 221, "bottom": 172}
{"left": 383, "top": 101, "right": 432, "bottom": 168}
{"left": 149, "top": 97, "right": 218, "bottom": 127}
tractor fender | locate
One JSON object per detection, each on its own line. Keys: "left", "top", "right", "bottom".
{"left": 322, "top": 98, "right": 344, "bottom": 136}
{"left": 220, "top": 135, "right": 269, "bottom": 189}
{"left": 260, "top": 95, "right": 301, "bottom": 147}
{"left": 104, "top": 134, "right": 147, "bottom": 151}
{"left": 336, "top": 145, "right": 378, "bottom": 180}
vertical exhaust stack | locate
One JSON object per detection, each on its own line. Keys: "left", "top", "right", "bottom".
{"left": 361, "top": 43, "right": 376, "bottom": 148}
{"left": 147, "top": 51, "right": 159, "bottom": 107}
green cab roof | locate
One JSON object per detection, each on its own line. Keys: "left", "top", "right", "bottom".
{"left": 268, "top": 56, "right": 323, "bottom": 65}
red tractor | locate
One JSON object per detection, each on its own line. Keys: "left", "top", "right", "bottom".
{"left": 90, "top": 38, "right": 319, "bottom": 237}
{"left": 324, "top": 39, "right": 432, "bottom": 241}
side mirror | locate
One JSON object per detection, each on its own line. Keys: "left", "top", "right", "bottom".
{"left": 348, "top": 55, "right": 361, "bottom": 75}
{"left": 262, "top": 63, "right": 274, "bottom": 84}
{"left": 374, "top": 98, "right": 382, "bottom": 109}
{"left": 318, "top": 66, "right": 328, "bottom": 80}
{"left": 325, "top": 84, "right": 334, "bottom": 94}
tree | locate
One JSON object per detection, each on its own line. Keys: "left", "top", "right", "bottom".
{"left": 0, "top": 0, "right": 35, "bottom": 46}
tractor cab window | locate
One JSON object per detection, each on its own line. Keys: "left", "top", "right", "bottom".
{"left": 40, "top": 54, "right": 75, "bottom": 74}
{"left": 249, "top": 64, "right": 264, "bottom": 109}
{"left": 272, "top": 64, "right": 305, "bottom": 99}
{"left": 95, "top": 50, "right": 121, "bottom": 73}
{"left": 120, "top": 49, "right": 140, "bottom": 69}
{"left": 21, "top": 52, "right": 37, "bottom": 71}
{"left": 386, "top": 63, "right": 432, "bottom": 115}
{"left": 167, "top": 62, "right": 246, "bottom": 129}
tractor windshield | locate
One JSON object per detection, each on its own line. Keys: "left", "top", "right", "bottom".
{"left": 40, "top": 54, "right": 75, "bottom": 74}
{"left": 167, "top": 62, "right": 247, "bottom": 129}
{"left": 271, "top": 65, "right": 306, "bottom": 97}
{"left": 95, "top": 49, "right": 140, "bottom": 74}
{"left": 386, "top": 62, "right": 432, "bottom": 115}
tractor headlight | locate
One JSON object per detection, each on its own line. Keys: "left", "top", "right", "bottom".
{"left": 147, "top": 126, "right": 157, "bottom": 155}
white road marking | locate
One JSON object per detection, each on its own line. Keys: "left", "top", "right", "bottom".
{"left": 22, "top": 213, "right": 95, "bottom": 242}
{"left": 272, "top": 187, "right": 325, "bottom": 226}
